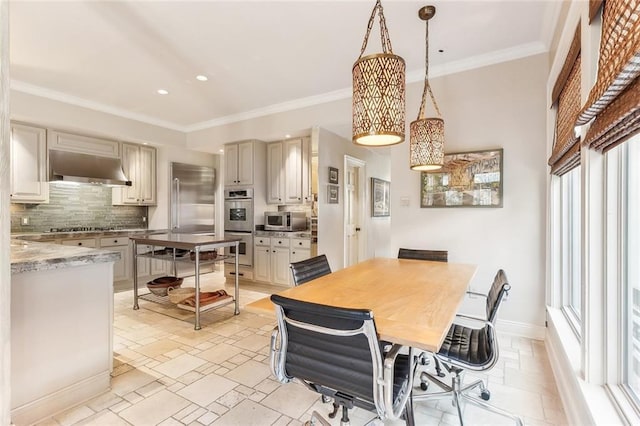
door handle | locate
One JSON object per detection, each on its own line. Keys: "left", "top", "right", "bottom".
{"left": 173, "top": 178, "right": 181, "bottom": 229}
{"left": 355, "top": 227, "right": 361, "bottom": 232}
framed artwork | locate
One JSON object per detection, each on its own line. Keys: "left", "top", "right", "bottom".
{"left": 420, "top": 148, "right": 503, "bottom": 208}
{"left": 327, "top": 185, "right": 339, "bottom": 204}
{"left": 371, "top": 178, "right": 390, "bottom": 217}
{"left": 328, "top": 167, "right": 339, "bottom": 184}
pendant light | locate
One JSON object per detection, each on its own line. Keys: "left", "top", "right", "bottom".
{"left": 410, "top": 5, "right": 444, "bottom": 171}
{"left": 352, "top": 0, "right": 406, "bottom": 146}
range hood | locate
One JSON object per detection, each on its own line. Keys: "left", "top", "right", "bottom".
{"left": 49, "top": 150, "right": 132, "bottom": 186}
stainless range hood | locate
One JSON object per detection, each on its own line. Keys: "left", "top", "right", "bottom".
{"left": 49, "top": 150, "right": 132, "bottom": 186}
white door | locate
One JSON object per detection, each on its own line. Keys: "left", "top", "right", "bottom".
{"left": 345, "top": 165, "right": 359, "bottom": 267}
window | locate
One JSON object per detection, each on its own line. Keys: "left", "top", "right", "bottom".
{"left": 560, "top": 166, "right": 582, "bottom": 330}
{"left": 624, "top": 136, "right": 640, "bottom": 402}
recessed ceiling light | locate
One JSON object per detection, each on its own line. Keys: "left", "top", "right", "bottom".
{"left": 196, "top": 75, "right": 208, "bottom": 81}
{"left": 219, "top": 149, "right": 224, "bottom": 153}
{"left": 157, "top": 89, "right": 169, "bottom": 95}
{"left": 142, "top": 142, "right": 148, "bottom": 145}
{"left": 285, "top": 134, "right": 291, "bottom": 138}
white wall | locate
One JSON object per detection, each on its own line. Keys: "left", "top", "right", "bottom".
{"left": 390, "top": 53, "right": 548, "bottom": 331}
{"left": 316, "top": 127, "right": 391, "bottom": 271}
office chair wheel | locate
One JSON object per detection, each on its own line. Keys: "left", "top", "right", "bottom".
{"left": 420, "top": 381, "right": 429, "bottom": 391}
{"left": 480, "top": 389, "right": 491, "bottom": 401}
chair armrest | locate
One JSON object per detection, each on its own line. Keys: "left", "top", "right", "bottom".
{"left": 454, "top": 313, "right": 492, "bottom": 330}
{"left": 270, "top": 326, "right": 290, "bottom": 384}
{"left": 466, "top": 290, "right": 487, "bottom": 299}
{"left": 382, "top": 345, "right": 414, "bottom": 421}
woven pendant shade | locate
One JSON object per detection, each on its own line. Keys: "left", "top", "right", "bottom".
{"left": 410, "top": 5, "right": 444, "bottom": 171}
{"left": 410, "top": 118, "right": 444, "bottom": 171}
{"left": 352, "top": 0, "right": 406, "bottom": 146}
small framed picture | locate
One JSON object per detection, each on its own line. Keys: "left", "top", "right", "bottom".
{"left": 371, "top": 178, "right": 390, "bottom": 217}
{"left": 328, "top": 167, "right": 339, "bottom": 184}
{"left": 327, "top": 185, "right": 339, "bottom": 204}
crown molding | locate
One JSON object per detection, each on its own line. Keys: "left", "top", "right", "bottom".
{"left": 10, "top": 80, "right": 187, "bottom": 132}
{"left": 12, "top": 42, "right": 549, "bottom": 135}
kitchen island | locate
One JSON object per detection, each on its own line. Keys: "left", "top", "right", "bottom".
{"left": 129, "top": 233, "right": 241, "bottom": 330}
{"left": 10, "top": 240, "right": 119, "bottom": 426}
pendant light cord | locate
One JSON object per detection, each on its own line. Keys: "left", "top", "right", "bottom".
{"left": 418, "top": 19, "right": 442, "bottom": 120}
{"left": 359, "top": 0, "right": 394, "bottom": 58}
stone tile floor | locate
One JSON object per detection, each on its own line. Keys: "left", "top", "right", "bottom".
{"left": 36, "top": 272, "right": 567, "bottom": 425}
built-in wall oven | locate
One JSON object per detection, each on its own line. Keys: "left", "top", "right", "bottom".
{"left": 223, "top": 231, "right": 253, "bottom": 267}
{"left": 224, "top": 188, "right": 254, "bottom": 268}
{"left": 224, "top": 188, "right": 253, "bottom": 233}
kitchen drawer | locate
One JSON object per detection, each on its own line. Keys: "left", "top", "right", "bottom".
{"left": 255, "top": 237, "right": 271, "bottom": 247}
{"left": 61, "top": 238, "right": 97, "bottom": 248}
{"left": 290, "top": 238, "right": 311, "bottom": 249}
{"left": 100, "top": 236, "right": 128, "bottom": 247}
{"left": 271, "top": 238, "right": 290, "bottom": 248}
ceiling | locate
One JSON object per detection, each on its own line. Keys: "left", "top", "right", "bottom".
{"left": 9, "top": 1, "right": 560, "bottom": 133}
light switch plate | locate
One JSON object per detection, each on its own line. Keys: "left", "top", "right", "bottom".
{"left": 400, "top": 197, "right": 410, "bottom": 207}
{"left": 21, "top": 217, "right": 29, "bottom": 225}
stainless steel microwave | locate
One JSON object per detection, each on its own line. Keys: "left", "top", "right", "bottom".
{"left": 264, "top": 211, "right": 307, "bottom": 231}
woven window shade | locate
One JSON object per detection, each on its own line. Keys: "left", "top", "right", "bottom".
{"left": 549, "top": 51, "right": 582, "bottom": 176}
{"left": 577, "top": 0, "right": 640, "bottom": 125}
{"left": 583, "top": 77, "right": 640, "bottom": 152}
{"left": 590, "top": 0, "right": 604, "bottom": 24}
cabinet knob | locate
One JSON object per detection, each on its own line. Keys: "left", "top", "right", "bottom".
{"left": 299, "top": 242, "right": 302, "bottom": 245}
{"left": 114, "top": 240, "right": 118, "bottom": 243}
{"left": 78, "top": 242, "right": 82, "bottom": 246}
{"left": 278, "top": 241, "right": 282, "bottom": 244}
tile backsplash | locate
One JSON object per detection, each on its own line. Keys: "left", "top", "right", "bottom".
{"left": 10, "top": 183, "right": 147, "bottom": 233}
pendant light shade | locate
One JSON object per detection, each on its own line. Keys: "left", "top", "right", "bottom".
{"left": 410, "top": 5, "right": 444, "bottom": 170}
{"left": 410, "top": 117, "right": 444, "bottom": 170}
{"left": 352, "top": 0, "right": 406, "bottom": 146}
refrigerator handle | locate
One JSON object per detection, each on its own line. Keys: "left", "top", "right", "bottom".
{"left": 173, "top": 178, "right": 180, "bottom": 230}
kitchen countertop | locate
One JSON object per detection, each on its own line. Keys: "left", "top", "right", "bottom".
{"left": 10, "top": 239, "right": 121, "bottom": 274}
{"left": 12, "top": 228, "right": 170, "bottom": 241}
{"left": 254, "top": 230, "right": 312, "bottom": 238}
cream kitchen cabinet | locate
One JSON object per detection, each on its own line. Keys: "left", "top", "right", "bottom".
{"left": 100, "top": 237, "right": 130, "bottom": 282}
{"left": 290, "top": 238, "right": 311, "bottom": 263}
{"left": 224, "top": 141, "right": 254, "bottom": 186}
{"left": 48, "top": 130, "right": 120, "bottom": 157}
{"left": 254, "top": 236, "right": 291, "bottom": 286}
{"left": 113, "top": 143, "right": 157, "bottom": 205}
{"left": 10, "top": 123, "right": 49, "bottom": 203}
{"left": 266, "top": 137, "right": 311, "bottom": 205}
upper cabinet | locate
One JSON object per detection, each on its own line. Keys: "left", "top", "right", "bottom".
{"left": 224, "top": 141, "right": 254, "bottom": 186}
{"left": 267, "top": 137, "right": 311, "bottom": 204}
{"left": 48, "top": 130, "right": 120, "bottom": 157}
{"left": 113, "top": 143, "right": 157, "bottom": 205}
{"left": 10, "top": 123, "right": 49, "bottom": 203}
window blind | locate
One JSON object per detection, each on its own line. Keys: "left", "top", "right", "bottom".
{"left": 549, "top": 26, "right": 582, "bottom": 176}
{"left": 581, "top": 0, "right": 640, "bottom": 152}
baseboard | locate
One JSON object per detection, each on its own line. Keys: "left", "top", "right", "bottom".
{"left": 11, "top": 371, "right": 110, "bottom": 426}
{"left": 496, "top": 318, "right": 546, "bottom": 340}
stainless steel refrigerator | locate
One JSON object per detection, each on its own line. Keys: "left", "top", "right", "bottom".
{"left": 170, "top": 162, "right": 216, "bottom": 234}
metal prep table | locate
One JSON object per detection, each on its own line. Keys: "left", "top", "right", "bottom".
{"left": 130, "top": 233, "right": 241, "bottom": 330}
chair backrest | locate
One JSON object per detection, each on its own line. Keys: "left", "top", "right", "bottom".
{"left": 486, "top": 269, "right": 511, "bottom": 323}
{"left": 398, "top": 248, "right": 448, "bottom": 262}
{"left": 289, "top": 254, "right": 332, "bottom": 286}
{"left": 270, "top": 294, "right": 382, "bottom": 411}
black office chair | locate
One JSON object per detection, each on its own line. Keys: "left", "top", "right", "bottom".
{"left": 289, "top": 254, "right": 332, "bottom": 286}
{"left": 398, "top": 248, "right": 448, "bottom": 262}
{"left": 413, "top": 269, "right": 523, "bottom": 426}
{"left": 398, "top": 248, "right": 449, "bottom": 375}
{"left": 269, "top": 294, "right": 415, "bottom": 426}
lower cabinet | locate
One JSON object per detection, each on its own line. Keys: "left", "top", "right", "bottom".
{"left": 254, "top": 235, "right": 312, "bottom": 286}
{"left": 254, "top": 237, "right": 291, "bottom": 286}
{"left": 100, "top": 237, "right": 130, "bottom": 282}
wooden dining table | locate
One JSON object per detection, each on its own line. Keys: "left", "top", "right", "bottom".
{"left": 245, "top": 257, "right": 477, "bottom": 353}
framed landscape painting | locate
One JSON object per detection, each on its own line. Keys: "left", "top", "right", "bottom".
{"left": 420, "top": 148, "right": 503, "bottom": 208}
{"left": 371, "top": 178, "right": 390, "bottom": 217}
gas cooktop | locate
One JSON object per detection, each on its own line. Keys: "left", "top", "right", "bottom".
{"left": 47, "top": 226, "right": 116, "bottom": 233}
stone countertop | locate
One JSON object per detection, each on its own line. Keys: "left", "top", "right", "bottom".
{"left": 12, "top": 228, "right": 169, "bottom": 241}
{"left": 254, "top": 230, "right": 312, "bottom": 238}
{"left": 11, "top": 239, "right": 122, "bottom": 274}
